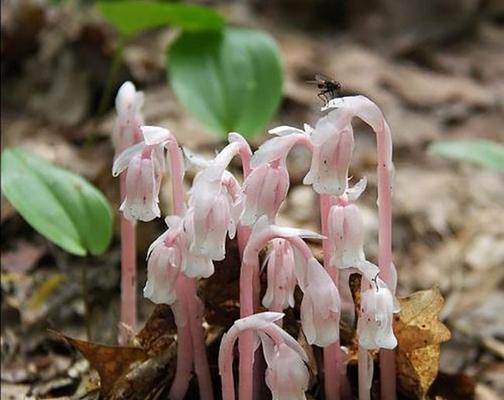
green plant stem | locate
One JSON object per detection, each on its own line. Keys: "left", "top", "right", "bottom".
{"left": 81, "top": 257, "right": 92, "bottom": 340}
{"left": 98, "top": 35, "right": 127, "bottom": 116}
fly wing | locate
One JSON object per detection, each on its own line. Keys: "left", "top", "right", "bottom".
{"left": 314, "top": 73, "right": 333, "bottom": 82}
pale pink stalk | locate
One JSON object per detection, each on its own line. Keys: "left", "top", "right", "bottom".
{"left": 219, "top": 312, "right": 309, "bottom": 400}
{"left": 169, "top": 277, "right": 193, "bottom": 400}
{"left": 324, "top": 96, "right": 396, "bottom": 399}
{"left": 358, "top": 347, "right": 372, "bottom": 400}
{"left": 113, "top": 82, "right": 143, "bottom": 345}
{"left": 320, "top": 193, "right": 341, "bottom": 400}
{"left": 167, "top": 138, "right": 214, "bottom": 400}
{"left": 239, "top": 219, "right": 327, "bottom": 400}
{"left": 119, "top": 175, "right": 137, "bottom": 344}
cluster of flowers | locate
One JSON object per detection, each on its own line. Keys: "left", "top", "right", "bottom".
{"left": 111, "top": 81, "right": 399, "bottom": 400}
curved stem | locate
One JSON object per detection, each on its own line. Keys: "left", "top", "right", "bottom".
{"left": 119, "top": 175, "right": 137, "bottom": 345}
{"left": 221, "top": 319, "right": 286, "bottom": 400}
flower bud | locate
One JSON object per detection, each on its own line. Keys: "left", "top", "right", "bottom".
{"left": 120, "top": 152, "right": 161, "bottom": 221}
{"left": 300, "top": 258, "right": 341, "bottom": 346}
{"left": 357, "top": 278, "right": 397, "bottom": 350}
{"left": 328, "top": 203, "right": 365, "bottom": 268}
{"left": 112, "top": 81, "right": 144, "bottom": 157}
{"left": 262, "top": 239, "right": 297, "bottom": 311}
{"left": 263, "top": 339, "right": 309, "bottom": 400}
{"left": 241, "top": 161, "right": 289, "bottom": 225}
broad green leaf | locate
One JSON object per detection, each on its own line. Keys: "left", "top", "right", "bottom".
{"left": 97, "top": 1, "right": 225, "bottom": 37}
{"left": 1, "top": 149, "right": 113, "bottom": 256}
{"left": 429, "top": 139, "right": 504, "bottom": 171}
{"left": 169, "top": 27, "right": 283, "bottom": 138}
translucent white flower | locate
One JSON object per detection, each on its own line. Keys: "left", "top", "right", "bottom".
{"left": 251, "top": 126, "right": 312, "bottom": 168}
{"left": 112, "top": 81, "right": 144, "bottom": 157}
{"left": 143, "top": 216, "right": 184, "bottom": 305}
{"left": 186, "top": 143, "right": 244, "bottom": 261}
{"left": 113, "top": 126, "right": 173, "bottom": 222}
{"left": 303, "top": 109, "right": 354, "bottom": 195}
{"left": 182, "top": 209, "right": 215, "bottom": 278}
{"left": 299, "top": 258, "right": 341, "bottom": 347}
{"left": 357, "top": 277, "right": 397, "bottom": 350}
{"left": 261, "top": 335, "right": 309, "bottom": 400}
{"left": 241, "top": 160, "right": 289, "bottom": 225}
{"left": 188, "top": 178, "right": 233, "bottom": 261}
{"left": 328, "top": 202, "right": 365, "bottom": 268}
{"left": 218, "top": 312, "right": 309, "bottom": 400}
{"left": 262, "top": 239, "right": 297, "bottom": 311}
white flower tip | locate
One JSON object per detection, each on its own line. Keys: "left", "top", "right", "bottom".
{"left": 182, "top": 146, "right": 211, "bottom": 169}
{"left": 268, "top": 125, "right": 305, "bottom": 136}
{"left": 228, "top": 131, "right": 246, "bottom": 144}
{"left": 346, "top": 177, "right": 367, "bottom": 202}
{"left": 141, "top": 126, "right": 172, "bottom": 145}
{"left": 116, "top": 81, "right": 143, "bottom": 113}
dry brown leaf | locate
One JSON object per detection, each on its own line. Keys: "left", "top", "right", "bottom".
{"left": 394, "top": 287, "right": 451, "bottom": 399}
{"left": 52, "top": 331, "right": 147, "bottom": 396}
{"left": 136, "top": 304, "right": 176, "bottom": 357}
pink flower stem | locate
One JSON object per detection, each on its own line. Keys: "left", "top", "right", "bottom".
{"left": 358, "top": 347, "right": 371, "bottom": 400}
{"left": 119, "top": 175, "right": 137, "bottom": 345}
{"left": 169, "top": 281, "right": 194, "bottom": 400}
{"left": 239, "top": 260, "right": 256, "bottom": 400}
{"left": 320, "top": 193, "right": 341, "bottom": 400}
{"left": 221, "top": 320, "right": 285, "bottom": 400}
{"left": 238, "top": 230, "right": 314, "bottom": 400}
{"left": 375, "top": 122, "right": 396, "bottom": 400}
{"left": 167, "top": 140, "right": 214, "bottom": 399}
{"left": 235, "top": 142, "right": 262, "bottom": 400}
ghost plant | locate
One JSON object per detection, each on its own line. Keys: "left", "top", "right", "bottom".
{"left": 111, "top": 81, "right": 144, "bottom": 343}
{"left": 111, "top": 80, "right": 397, "bottom": 400}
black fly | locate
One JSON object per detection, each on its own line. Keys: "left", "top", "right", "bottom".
{"left": 307, "top": 73, "right": 342, "bottom": 105}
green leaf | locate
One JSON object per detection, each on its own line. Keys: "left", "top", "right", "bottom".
{"left": 168, "top": 27, "right": 283, "bottom": 138}
{"left": 1, "top": 149, "right": 114, "bottom": 256}
{"left": 97, "top": 1, "right": 225, "bottom": 37}
{"left": 429, "top": 139, "right": 504, "bottom": 171}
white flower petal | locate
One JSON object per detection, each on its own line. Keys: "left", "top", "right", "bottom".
{"left": 112, "top": 142, "right": 144, "bottom": 176}
{"left": 142, "top": 126, "right": 172, "bottom": 145}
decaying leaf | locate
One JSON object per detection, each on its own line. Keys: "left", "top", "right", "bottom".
{"left": 394, "top": 287, "right": 451, "bottom": 399}
{"left": 136, "top": 304, "right": 177, "bottom": 356}
{"left": 52, "top": 331, "right": 147, "bottom": 396}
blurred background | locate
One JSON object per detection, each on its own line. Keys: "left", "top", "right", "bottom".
{"left": 1, "top": 0, "right": 503, "bottom": 399}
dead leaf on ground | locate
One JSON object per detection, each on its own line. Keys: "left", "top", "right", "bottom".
{"left": 136, "top": 304, "right": 176, "bottom": 356}
{"left": 394, "top": 287, "right": 451, "bottom": 399}
{"left": 52, "top": 331, "right": 147, "bottom": 396}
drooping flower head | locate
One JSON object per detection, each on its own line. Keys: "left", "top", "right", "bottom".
{"left": 357, "top": 276, "right": 398, "bottom": 350}
{"left": 328, "top": 178, "right": 367, "bottom": 269}
{"left": 143, "top": 216, "right": 184, "bottom": 305}
{"left": 113, "top": 126, "right": 174, "bottom": 222}
{"left": 261, "top": 334, "right": 309, "bottom": 400}
{"left": 218, "top": 312, "right": 309, "bottom": 400}
{"left": 262, "top": 239, "right": 297, "bottom": 311}
{"left": 185, "top": 142, "right": 243, "bottom": 261}
{"left": 240, "top": 159, "right": 289, "bottom": 226}
{"left": 303, "top": 109, "right": 354, "bottom": 195}
{"left": 299, "top": 257, "right": 341, "bottom": 347}
{"left": 112, "top": 81, "right": 144, "bottom": 157}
